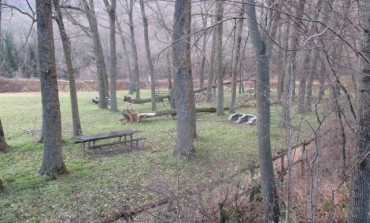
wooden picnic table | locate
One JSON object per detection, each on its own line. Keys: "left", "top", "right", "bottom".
{"left": 75, "top": 129, "right": 145, "bottom": 150}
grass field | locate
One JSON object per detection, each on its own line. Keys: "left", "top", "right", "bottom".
{"left": 0, "top": 89, "right": 314, "bottom": 222}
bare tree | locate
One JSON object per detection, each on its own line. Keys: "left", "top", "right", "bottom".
{"left": 139, "top": 0, "right": 156, "bottom": 111}
{"left": 37, "top": 0, "right": 67, "bottom": 179}
{"left": 81, "top": 0, "right": 109, "bottom": 109}
{"left": 245, "top": 0, "right": 280, "bottom": 221}
{"left": 173, "top": 0, "right": 196, "bottom": 157}
{"left": 199, "top": 7, "right": 208, "bottom": 90}
{"left": 215, "top": 0, "right": 224, "bottom": 116}
{"left": 230, "top": 3, "right": 244, "bottom": 114}
{"left": 280, "top": 0, "right": 305, "bottom": 128}
{"left": 127, "top": 0, "right": 140, "bottom": 99}
{"left": 347, "top": 0, "right": 370, "bottom": 221}
{"left": 104, "top": 0, "right": 119, "bottom": 112}
{"left": 206, "top": 17, "right": 217, "bottom": 103}
{"left": 52, "top": 0, "right": 82, "bottom": 136}
{"left": 116, "top": 18, "right": 134, "bottom": 93}
{"left": 304, "top": 52, "right": 317, "bottom": 112}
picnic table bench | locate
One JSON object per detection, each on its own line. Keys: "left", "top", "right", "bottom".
{"left": 75, "top": 129, "right": 145, "bottom": 151}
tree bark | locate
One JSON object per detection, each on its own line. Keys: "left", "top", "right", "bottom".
{"left": 104, "top": 0, "right": 118, "bottom": 112}
{"left": 172, "top": 0, "right": 196, "bottom": 157}
{"left": 230, "top": 5, "right": 244, "bottom": 114}
{"left": 52, "top": 0, "right": 83, "bottom": 136}
{"left": 276, "top": 27, "right": 285, "bottom": 101}
{"left": 199, "top": 8, "right": 208, "bottom": 90}
{"left": 347, "top": 0, "right": 370, "bottom": 221}
{"left": 139, "top": 0, "right": 156, "bottom": 111}
{"left": 304, "top": 52, "right": 317, "bottom": 112}
{"left": 116, "top": 19, "right": 134, "bottom": 94}
{"left": 280, "top": 0, "right": 305, "bottom": 128}
{"left": 206, "top": 17, "right": 217, "bottom": 103}
{"left": 297, "top": 50, "right": 311, "bottom": 113}
{"left": 0, "top": 118, "right": 7, "bottom": 152}
{"left": 215, "top": 0, "right": 224, "bottom": 116}
{"left": 81, "top": 0, "right": 109, "bottom": 109}
{"left": 36, "top": 0, "right": 67, "bottom": 179}
{"left": 128, "top": 0, "right": 140, "bottom": 99}
{"left": 245, "top": 0, "right": 280, "bottom": 222}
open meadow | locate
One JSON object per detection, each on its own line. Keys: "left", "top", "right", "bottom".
{"left": 0, "top": 90, "right": 316, "bottom": 222}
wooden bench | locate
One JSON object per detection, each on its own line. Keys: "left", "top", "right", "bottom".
{"left": 74, "top": 130, "right": 145, "bottom": 152}
{"left": 155, "top": 90, "right": 170, "bottom": 102}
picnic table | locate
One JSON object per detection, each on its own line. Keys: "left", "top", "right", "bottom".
{"left": 75, "top": 129, "right": 145, "bottom": 151}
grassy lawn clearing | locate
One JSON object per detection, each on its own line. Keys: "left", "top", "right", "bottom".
{"left": 0, "top": 90, "right": 314, "bottom": 222}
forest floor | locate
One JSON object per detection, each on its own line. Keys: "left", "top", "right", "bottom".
{"left": 0, "top": 89, "right": 349, "bottom": 222}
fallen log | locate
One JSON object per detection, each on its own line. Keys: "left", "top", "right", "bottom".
{"left": 194, "top": 79, "right": 254, "bottom": 94}
{"left": 120, "top": 107, "right": 229, "bottom": 124}
{"left": 130, "top": 95, "right": 170, "bottom": 104}
{"left": 95, "top": 197, "right": 170, "bottom": 223}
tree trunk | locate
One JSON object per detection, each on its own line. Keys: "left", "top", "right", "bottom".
{"left": 52, "top": 0, "right": 82, "bottom": 136}
{"left": 81, "top": 0, "right": 109, "bottom": 109}
{"left": 173, "top": 0, "right": 196, "bottom": 157}
{"left": 297, "top": 50, "right": 311, "bottom": 113}
{"left": 280, "top": 0, "right": 305, "bottom": 128}
{"left": 36, "top": 0, "right": 67, "bottom": 179}
{"left": 0, "top": 178, "right": 3, "bottom": 191}
{"left": 206, "top": 18, "right": 217, "bottom": 103}
{"left": 230, "top": 5, "right": 244, "bottom": 114}
{"left": 104, "top": 0, "right": 118, "bottom": 112}
{"left": 347, "top": 0, "right": 370, "bottom": 221}
{"left": 117, "top": 19, "right": 134, "bottom": 94}
{"left": 276, "top": 28, "right": 285, "bottom": 101}
{"left": 0, "top": 119, "right": 7, "bottom": 152}
{"left": 216, "top": 0, "right": 224, "bottom": 115}
{"left": 304, "top": 52, "right": 317, "bottom": 112}
{"left": 139, "top": 0, "right": 156, "bottom": 111}
{"left": 128, "top": 0, "right": 140, "bottom": 99}
{"left": 245, "top": 0, "right": 280, "bottom": 222}
{"left": 199, "top": 9, "right": 208, "bottom": 90}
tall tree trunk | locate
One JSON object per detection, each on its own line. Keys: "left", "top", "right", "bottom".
{"left": 128, "top": 0, "right": 140, "bottom": 99}
{"left": 0, "top": 119, "right": 7, "bottom": 152}
{"left": 36, "top": 0, "right": 67, "bottom": 179}
{"left": 52, "top": 0, "right": 82, "bottom": 136}
{"left": 104, "top": 0, "right": 118, "bottom": 112}
{"left": 173, "top": 0, "right": 196, "bottom": 157}
{"left": 81, "top": 0, "right": 109, "bottom": 109}
{"left": 276, "top": 28, "right": 285, "bottom": 101}
{"left": 347, "top": 0, "right": 370, "bottom": 221}
{"left": 245, "top": 0, "right": 280, "bottom": 221}
{"left": 297, "top": 50, "right": 311, "bottom": 113}
{"left": 230, "top": 6, "right": 244, "bottom": 114}
{"left": 199, "top": 9, "right": 208, "bottom": 90}
{"left": 117, "top": 19, "right": 134, "bottom": 94}
{"left": 301, "top": 0, "right": 322, "bottom": 113}
{"left": 216, "top": 0, "right": 224, "bottom": 115}
{"left": 280, "top": 0, "right": 305, "bottom": 127}
{"left": 304, "top": 52, "right": 317, "bottom": 112}
{"left": 139, "top": 0, "right": 156, "bottom": 111}
{"left": 206, "top": 18, "right": 217, "bottom": 103}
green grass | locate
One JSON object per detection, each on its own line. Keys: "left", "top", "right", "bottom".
{"left": 0, "top": 89, "right": 314, "bottom": 222}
